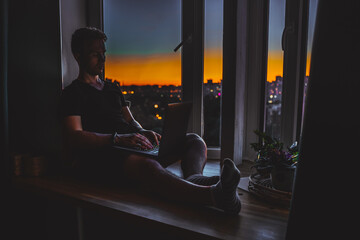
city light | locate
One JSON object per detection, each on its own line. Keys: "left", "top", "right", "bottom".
{"left": 155, "top": 114, "right": 162, "bottom": 120}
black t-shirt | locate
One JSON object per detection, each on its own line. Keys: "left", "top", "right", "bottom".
{"left": 60, "top": 79, "right": 138, "bottom": 134}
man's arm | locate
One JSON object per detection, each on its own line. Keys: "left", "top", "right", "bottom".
{"left": 121, "top": 106, "right": 161, "bottom": 145}
{"left": 62, "top": 116, "right": 112, "bottom": 150}
{"left": 121, "top": 106, "right": 143, "bottom": 131}
{"left": 62, "top": 115, "right": 154, "bottom": 150}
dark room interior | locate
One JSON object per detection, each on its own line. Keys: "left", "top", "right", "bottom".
{"left": 1, "top": 0, "right": 359, "bottom": 239}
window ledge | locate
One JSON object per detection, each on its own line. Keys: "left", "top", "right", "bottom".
{"left": 12, "top": 175, "right": 289, "bottom": 240}
{"left": 207, "top": 147, "right": 221, "bottom": 160}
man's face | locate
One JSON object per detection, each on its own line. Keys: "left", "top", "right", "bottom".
{"left": 77, "top": 39, "right": 106, "bottom": 76}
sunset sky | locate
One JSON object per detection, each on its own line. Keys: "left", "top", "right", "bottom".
{"left": 104, "top": 0, "right": 317, "bottom": 86}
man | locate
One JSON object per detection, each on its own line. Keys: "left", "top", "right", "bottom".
{"left": 60, "top": 27, "right": 241, "bottom": 214}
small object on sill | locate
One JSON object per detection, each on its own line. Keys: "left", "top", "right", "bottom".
{"left": 12, "top": 153, "right": 48, "bottom": 177}
{"left": 12, "top": 153, "right": 31, "bottom": 176}
{"left": 247, "top": 173, "right": 292, "bottom": 208}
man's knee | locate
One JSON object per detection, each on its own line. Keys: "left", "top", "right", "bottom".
{"left": 125, "top": 155, "right": 160, "bottom": 171}
{"left": 142, "top": 157, "right": 162, "bottom": 171}
{"left": 124, "top": 155, "right": 163, "bottom": 179}
{"left": 185, "top": 133, "right": 206, "bottom": 146}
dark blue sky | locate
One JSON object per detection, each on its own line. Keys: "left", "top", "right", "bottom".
{"left": 268, "top": 0, "right": 286, "bottom": 52}
{"left": 104, "top": 0, "right": 181, "bottom": 55}
{"left": 104, "top": 0, "right": 317, "bottom": 56}
{"left": 104, "top": 0, "right": 223, "bottom": 56}
{"left": 103, "top": 0, "right": 318, "bottom": 82}
{"left": 268, "top": 0, "right": 318, "bottom": 52}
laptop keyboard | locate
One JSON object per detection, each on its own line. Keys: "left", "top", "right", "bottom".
{"left": 144, "top": 144, "right": 159, "bottom": 153}
{"left": 133, "top": 143, "right": 159, "bottom": 153}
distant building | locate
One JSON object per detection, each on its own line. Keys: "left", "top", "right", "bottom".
{"left": 265, "top": 76, "right": 283, "bottom": 104}
{"left": 204, "top": 79, "right": 221, "bottom": 98}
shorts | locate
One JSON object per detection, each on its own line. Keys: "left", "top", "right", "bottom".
{"left": 68, "top": 146, "right": 131, "bottom": 184}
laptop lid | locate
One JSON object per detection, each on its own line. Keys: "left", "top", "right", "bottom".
{"left": 157, "top": 101, "right": 192, "bottom": 158}
{"left": 112, "top": 102, "right": 192, "bottom": 159}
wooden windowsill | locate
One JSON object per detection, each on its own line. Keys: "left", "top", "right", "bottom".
{"left": 12, "top": 169, "right": 289, "bottom": 240}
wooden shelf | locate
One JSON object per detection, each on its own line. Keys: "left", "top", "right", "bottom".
{"left": 12, "top": 175, "right": 289, "bottom": 240}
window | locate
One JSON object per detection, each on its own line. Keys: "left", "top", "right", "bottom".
{"left": 203, "top": 0, "right": 223, "bottom": 147}
{"left": 301, "top": 0, "right": 318, "bottom": 128}
{"left": 104, "top": 0, "right": 223, "bottom": 158}
{"left": 103, "top": 0, "right": 181, "bottom": 133}
{"left": 263, "top": 0, "right": 319, "bottom": 147}
{"left": 264, "top": 0, "right": 285, "bottom": 140}
{"left": 100, "top": 0, "right": 317, "bottom": 163}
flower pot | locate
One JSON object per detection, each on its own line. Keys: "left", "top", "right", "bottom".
{"left": 270, "top": 166, "right": 295, "bottom": 192}
{"left": 255, "top": 166, "right": 272, "bottom": 178}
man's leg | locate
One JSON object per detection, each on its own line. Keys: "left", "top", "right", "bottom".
{"left": 156, "top": 133, "right": 207, "bottom": 177}
{"left": 158, "top": 133, "right": 219, "bottom": 185}
{"left": 180, "top": 133, "right": 208, "bottom": 178}
{"left": 122, "top": 154, "right": 241, "bottom": 214}
{"left": 180, "top": 133, "right": 220, "bottom": 185}
{"left": 122, "top": 154, "right": 213, "bottom": 206}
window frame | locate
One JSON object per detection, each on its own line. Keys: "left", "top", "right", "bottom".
{"left": 220, "top": 0, "right": 311, "bottom": 165}
{"left": 181, "top": 0, "right": 204, "bottom": 137}
{"left": 87, "top": 0, "right": 103, "bottom": 31}
{"left": 280, "top": 0, "right": 309, "bottom": 147}
{"left": 96, "top": 0, "right": 312, "bottom": 164}
{"left": 220, "top": 0, "right": 271, "bottom": 165}
{"left": 181, "top": 0, "right": 223, "bottom": 160}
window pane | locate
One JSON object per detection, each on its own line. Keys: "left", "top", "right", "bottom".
{"left": 103, "top": 0, "right": 181, "bottom": 133}
{"left": 203, "top": 0, "right": 223, "bottom": 147}
{"left": 264, "top": 0, "right": 286, "bottom": 139}
{"left": 302, "top": 0, "right": 319, "bottom": 126}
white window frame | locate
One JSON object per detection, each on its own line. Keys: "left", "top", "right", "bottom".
{"left": 182, "top": 0, "right": 221, "bottom": 160}
{"left": 221, "top": 0, "right": 311, "bottom": 165}
{"left": 221, "top": 0, "right": 269, "bottom": 165}
{"left": 281, "top": 0, "right": 309, "bottom": 147}
{"left": 94, "top": 0, "right": 311, "bottom": 165}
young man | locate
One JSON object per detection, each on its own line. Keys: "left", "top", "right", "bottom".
{"left": 60, "top": 27, "right": 241, "bottom": 214}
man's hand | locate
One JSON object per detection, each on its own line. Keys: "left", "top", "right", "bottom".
{"left": 139, "top": 130, "right": 162, "bottom": 146}
{"left": 114, "top": 133, "right": 154, "bottom": 150}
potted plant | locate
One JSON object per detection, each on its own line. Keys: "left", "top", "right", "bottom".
{"left": 250, "top": 130, "right": 299, "bottom": 192}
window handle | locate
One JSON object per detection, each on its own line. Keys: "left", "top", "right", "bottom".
{"left": 281, "top": 23, "right": 294, "bottom": 51}
{"left": 174, "top": 35, "right": 192, "bottom": 52}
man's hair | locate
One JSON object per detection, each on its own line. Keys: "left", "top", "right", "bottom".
{"left": 71, "top": 27, "right": 107, "bottom": 56}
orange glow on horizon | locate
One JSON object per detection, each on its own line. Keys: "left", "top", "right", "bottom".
{"left": 105, "top": 53, "right": 181, "bottom": 86}
{"left": 267, "top": 51, "right": 283, "bottom": 82}
{"left": 306, "top": 53, "right": 311, "bottom": 77}
{"left": 204, "top": 49, "right": 223, "bottom": 83}
{"left": 105, "top": 49, "right": 224, "bottom": 86}
{"left": 267, "top": 50, "right": 312, "bottom": 82}
{"left": 106, "top": 50, "right": 311, "bottom": 86}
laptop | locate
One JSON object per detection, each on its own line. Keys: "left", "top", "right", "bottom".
{"left": 112, "top": 102, "right": 192, "bottom": 160}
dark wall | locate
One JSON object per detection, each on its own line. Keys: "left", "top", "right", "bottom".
{"left": 1, "top": 0, "right": 11, "bottom": 237}
{"left": 8, "top": 0, "right": 63, "bottom": 160}
{"left": 286, "top": 0, "right": 360, "bottom": 239}
{"left": 7, "top": 1, "right": 66, "bottom": 239}
{"left": 1, "top": 0, "right": 9, "bottom": 176}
